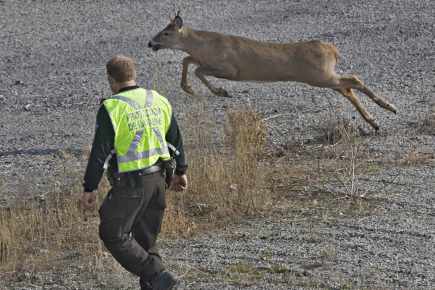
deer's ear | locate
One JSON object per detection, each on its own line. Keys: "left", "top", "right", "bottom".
{"left": 174, "top": 15, "right": 183, "bottom": 29}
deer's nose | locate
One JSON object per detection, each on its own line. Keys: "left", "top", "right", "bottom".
{"left": 148, "top": 41, "right": 152, "bottom": 48}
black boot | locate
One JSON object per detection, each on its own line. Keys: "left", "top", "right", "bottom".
{"left": 140, "top": 283, "right": 153, "bottom": 290}
{"left": 140, "top": 276, "right": 153, "bottom": 290}
{"left": 142, "top": 271, "right": 177, "bottom": 290}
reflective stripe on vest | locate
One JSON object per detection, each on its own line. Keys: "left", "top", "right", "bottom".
{"left": 103, "top": 88, "right": 172, "bottom": 173}
{"left": 116, "top": 129, "right": 169, "bottom": 163}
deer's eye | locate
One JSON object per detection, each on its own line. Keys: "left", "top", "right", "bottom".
{"left": 163, "top": 32, "right": 169, "bottom": 36}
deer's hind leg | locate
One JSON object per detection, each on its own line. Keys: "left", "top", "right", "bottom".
{"left": 194, "top": 65, "right": 238, "bottom": 98}
{"left": 338, "top": 75, "right": 397, "bottom": 113}
{"left": 335, "top": 88, "right": 380, "bottom": 130}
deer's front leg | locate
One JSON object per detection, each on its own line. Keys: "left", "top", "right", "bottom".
{"left": 194, "top": 65, "right": 237, "bottom": 98}
{"left": 181, "top": 56, "right": 196, "bottom": 95}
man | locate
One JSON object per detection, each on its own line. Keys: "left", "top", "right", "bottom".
{"left": 81, "top": 55, "right": 188, "bottom": 290}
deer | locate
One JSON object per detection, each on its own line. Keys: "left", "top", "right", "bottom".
{"left": 148, "top": 12, "right": 397, "bottom": 130}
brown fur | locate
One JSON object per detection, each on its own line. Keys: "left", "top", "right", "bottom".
{"left": 149, "top": 15, "right": 397, "bottom": 130}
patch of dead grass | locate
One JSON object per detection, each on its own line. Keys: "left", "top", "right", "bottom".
{"left": 0, "top": 105, "right": 274, "bottom": 272}
{"left": 419, "top": 104, "right": 435, "bottom": 135}
{"left": 0, "top": 102, "right": 388, "bottom": 282}
{"left": 163, "top": 106, "right": 271, "bottom": 234}
{"left": 398, "top": 146, "right": 434, "bottom": 166}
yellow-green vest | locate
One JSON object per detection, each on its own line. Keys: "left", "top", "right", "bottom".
{"left": 103, "top": 88, "right": 172, "bottom": 173}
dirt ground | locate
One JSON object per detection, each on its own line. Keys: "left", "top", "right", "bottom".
{"left": 1, "top": 0, "right": 434, "bottom": 289}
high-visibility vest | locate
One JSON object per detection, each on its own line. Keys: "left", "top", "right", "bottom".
{"left": 103, "top": 88, "right": 172, "bottom": 173}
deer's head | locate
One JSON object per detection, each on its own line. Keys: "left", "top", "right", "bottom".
{"left": 148, "top": 11, "right": 184, "bottom": 51}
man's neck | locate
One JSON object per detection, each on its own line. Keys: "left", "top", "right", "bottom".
{"left": 116, "top": 80, "right": 137, "bottom": 93}
{"left": 117, "top": 85, "right": 139, "bottom": 94}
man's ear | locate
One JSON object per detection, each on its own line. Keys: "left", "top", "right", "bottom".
{"left": 107, "top": 75, "right": 118, "bottom": 93}
{"left": 107, "top": 75, "right": 115, "bottom": 85}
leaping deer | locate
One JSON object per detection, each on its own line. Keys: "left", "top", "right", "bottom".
{"left": 148, "top": 12, "right": 397, "bottom": 130}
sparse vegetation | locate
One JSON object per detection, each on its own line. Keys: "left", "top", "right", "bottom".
{"left": 0, "top": 108, "right": 383, "bottom": 290}
{"left": 419, "top": 104, "right": 435, "bottom": 135}
{"left": 0, "top": 106, "right": 272, "bottom": 272}
{"left": 2, "top": 0, "right": 434, "bottom": 288}
{"left": 0, "top": 103, "right": 395, "bottom": 290}
{"left": 163, "top": 105, "right": 270, "bottom": 234}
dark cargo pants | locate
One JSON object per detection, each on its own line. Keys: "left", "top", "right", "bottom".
{"left": 98, "top": 171, "right": 166, "bottom": 281}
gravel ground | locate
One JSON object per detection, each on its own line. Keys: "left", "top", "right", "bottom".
{"left": 1, "top": 0, "right": 434, "bottom": 289}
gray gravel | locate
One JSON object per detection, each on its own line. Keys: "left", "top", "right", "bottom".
{"left": 1, "top": 0, "right": 434, "bottom": 289}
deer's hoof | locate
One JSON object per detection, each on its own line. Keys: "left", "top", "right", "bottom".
{"left": 181, "top": 84, "right": 194, "bottom": 95}
{"left": 371, "top": 122, "right": 380, "bottom": 131}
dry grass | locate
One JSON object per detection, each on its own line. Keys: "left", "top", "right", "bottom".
{"left": 0, "top": 105, "right": 273, "bottom": 272}
{"left": 317, "top": 117, "right": 360, "bottom": 145}
{"left": 162, "top": 105, "right": 270, "bottom": 235}
{"left": 0, "top": 194, "right": 100, "bottom": 271}
{"left": 267, "top": 110, "right": 385, "bottom": 220}
{"left": 0, "top": 99, "right": 384, "bottom": 286}
{"left": 0, "top": 150, "right": 110, "bottom": 273}
{"left": 419, "top": 104, "right": 435, "bottom": 135}
{"left": 398, "top": 146, "right": 434, "bottom": 166}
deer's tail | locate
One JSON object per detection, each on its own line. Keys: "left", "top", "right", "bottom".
{"left": 328, "top": 43, "right": 340, "bottom": 63}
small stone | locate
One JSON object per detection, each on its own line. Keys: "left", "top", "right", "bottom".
{"left": 24, "top": 104, "right": 32, "bottom": 111}
{"left": 16, "top": 271, "right": 31, "bottom": 282}
{"left": 39, "top": 248, "right": 49, "bottom": 255}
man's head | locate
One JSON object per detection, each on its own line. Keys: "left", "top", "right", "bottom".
{"left": 106, "top": 55, "right": 137, "bottom": 93}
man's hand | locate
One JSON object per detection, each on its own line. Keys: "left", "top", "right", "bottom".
{"left": 170, "top": 174, "right": 188, "bottom": 192}
{"left": 80, "top": 191, "right": 97, "bottom": 211}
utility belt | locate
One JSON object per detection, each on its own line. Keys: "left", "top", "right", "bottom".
{"left": 107, "top": 158, "right": 176, "bottom": 188}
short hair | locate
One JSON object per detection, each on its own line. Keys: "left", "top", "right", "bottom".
{"left": 106, "top": 55, "right": 136, "bottom": 82}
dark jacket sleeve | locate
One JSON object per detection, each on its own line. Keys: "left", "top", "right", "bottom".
{"left": 165, "top": 114, "right": 188, "bottom": 175}
{"left": 83, "top": 106, "right": 114, "bottom": 192}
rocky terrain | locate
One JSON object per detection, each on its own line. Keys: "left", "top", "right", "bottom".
{"left": 0, "top": 0, "right": 434, "bottom": 289}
